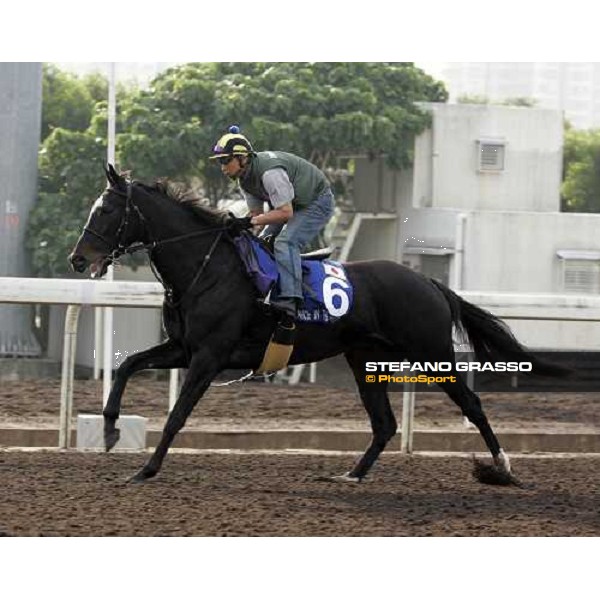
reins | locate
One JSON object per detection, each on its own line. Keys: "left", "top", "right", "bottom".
{"left": 157, "top": 229, "right": 225, "bottom": 308}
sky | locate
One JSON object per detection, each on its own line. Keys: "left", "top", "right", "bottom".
{"left": 55, "top": 62, "right": 448, "bottom": 88}
{"left": 55, "top": 62, "right": 177, "bottom": 86}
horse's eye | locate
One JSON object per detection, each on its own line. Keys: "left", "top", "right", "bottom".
{"left": 100, "top": 204, "right": 115, "bottom": 215}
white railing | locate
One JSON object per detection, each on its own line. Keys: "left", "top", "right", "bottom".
{"left": 0, "top": 277, "right": 164, "bottom": 307}
{"left": 0, "top": 277, "right": 165, "bottom": 448}
{"left": 460, "top": 291, "right": 600, "bottom": 321}
{"left": 1, "top": 277, "right": 600, "bottom": 450}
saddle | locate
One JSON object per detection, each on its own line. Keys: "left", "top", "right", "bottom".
{"left": 300, "top": 247, "right": 334, "bottom": 261}
{"left": 232, "top": 231, "right": 353, "bottom": 324}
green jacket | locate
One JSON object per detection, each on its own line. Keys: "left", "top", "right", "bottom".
{"left": 240, "top": 151, "right": 330, "bottom": 209}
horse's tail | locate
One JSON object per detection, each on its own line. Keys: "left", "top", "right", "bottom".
{"left": 430, "top": 279, "right": 571, "bottom": 378}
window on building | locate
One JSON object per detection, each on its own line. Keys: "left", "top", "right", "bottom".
{"left": 557, "top": 250, "right": 600, "bottom": 293}
{"left": 476, "top": 139, "right": 506, "bottom": 172}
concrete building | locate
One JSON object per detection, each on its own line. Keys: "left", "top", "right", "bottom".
{"left": 352, "top": 102, "right": 600, "bottom": 350}
{"left": 438, "top": 62, "right": 600, "bottom": 130}
{"left": 0, "top": 62, "right": 43, "bottom": 357}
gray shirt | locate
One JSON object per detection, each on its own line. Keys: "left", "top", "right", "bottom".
{"left": 241, "top": 168, "right": 294, "bottom": 212}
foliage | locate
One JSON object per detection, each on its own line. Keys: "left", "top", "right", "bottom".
{"left": 456, "top": 95, "right": 537, "bottom": 108}
{"left": 561, "top": 128, "right": 600, "bottom": 212}
{"left": 41, "top": 65, "right": 95, "bottom": 140}
{"left": 26, "top": 128, "right": 107, "bottom": 276}
{"left": 456, "top": 94, "right": 489, "bottom": 104}
{"left": 502, "top": 97, "right": 537, "bottom": 107}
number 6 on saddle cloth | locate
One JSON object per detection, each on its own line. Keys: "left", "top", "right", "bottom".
{"left": 233, "top": 231, "right": 354, "bottom": 372}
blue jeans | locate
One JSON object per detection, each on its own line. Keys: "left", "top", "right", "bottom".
{"left": 262, "top": 189, "right": 335, "bottom": 302}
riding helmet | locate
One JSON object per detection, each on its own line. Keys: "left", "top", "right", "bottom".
{"left": 210, "top": 125, "right": 254, "bottom": 159}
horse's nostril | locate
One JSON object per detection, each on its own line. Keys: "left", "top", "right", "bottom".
{"left": 69, "top": 253, "right": 87, "bottom": 272}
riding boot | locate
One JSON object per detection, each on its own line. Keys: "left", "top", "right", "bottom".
{"left": 272, "top": 297, "right": 297, "bottom": 344}
{"left": 270, "top": 296, "right": 299, "bottom": 322}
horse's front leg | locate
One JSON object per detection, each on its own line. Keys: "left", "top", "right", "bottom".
{"left": 127, "top": 343, "right": 225, "bottom": 483}
{"left": 103, "top": 339, "right": 187, "bottom": 451}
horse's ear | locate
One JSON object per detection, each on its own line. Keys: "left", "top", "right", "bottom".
{"left": 105, "top": 163, "right": 125, "bottom": 189}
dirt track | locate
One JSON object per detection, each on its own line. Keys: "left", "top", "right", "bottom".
{"left": 1, "top": 374, "right": 599, "bottom": 432}
{"left": 0, "top": 375, "right": 599, "bottom": 536}
{"left": 0, "top": 450, "right": 598, "bottom": 536}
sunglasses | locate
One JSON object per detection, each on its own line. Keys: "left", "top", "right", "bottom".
{"left": 217, "top": 155, "right": 235, "bottom": 165}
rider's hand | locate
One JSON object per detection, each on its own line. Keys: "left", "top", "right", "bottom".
{"left": 227, "top": 215, "right": 254, "bottom": 235}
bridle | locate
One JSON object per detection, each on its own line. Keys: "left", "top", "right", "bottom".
{"left": 83, "top": 181, "right": 141, "bottom": 258}
{"left": 84, "top": 180, "right": 229, "bottom": 307}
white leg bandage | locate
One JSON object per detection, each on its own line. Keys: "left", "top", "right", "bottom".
{"left": 494, "top": 449, "right": 511, "bottom": 473}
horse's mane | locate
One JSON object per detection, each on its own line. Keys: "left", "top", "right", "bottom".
{"left": 136, "top": 180, "right": 229, "bottom": 227}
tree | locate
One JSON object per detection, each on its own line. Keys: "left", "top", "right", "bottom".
{"left": 41, "top": 64, "right": 96, "bottom": 140}
{"left": 26, "top": 128, "right": 107, "bottom": 276}
{"left": 561, "top": 128, "right": 600, "bottom": 212}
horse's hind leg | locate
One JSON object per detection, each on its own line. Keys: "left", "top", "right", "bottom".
{"left": 332, "top": 350, "right": 397, "bottom": 482}
{"left": 103, "top": 339, "right": 187, "bottom": 451}
{"left": 439, "top": 377, "right": 513, "bottom": 478}
{"left": 346, "top": 385, "right": 397, "bottom": 481}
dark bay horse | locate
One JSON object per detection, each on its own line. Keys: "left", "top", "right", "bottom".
{"left": 69, "top": 165, "right": 565, "bottom": 485}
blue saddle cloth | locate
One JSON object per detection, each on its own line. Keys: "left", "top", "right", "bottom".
{"left": 233, "top": 232, "right": 353, "bottom": 324}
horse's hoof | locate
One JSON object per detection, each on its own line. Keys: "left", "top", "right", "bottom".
{"left": 472, "top": 458, "right": 523, "bottom": 487}
{"left": 494, "top": 449, "right": 511, "bottom": 473}
{"left": 127, "top": 469, "right": 155, "bottom": 484}
{"left": 316, "top": 472, "right": 362, "bottom": 484}
{"left": 104, "top": 429, "right": 121, "bottom": 452}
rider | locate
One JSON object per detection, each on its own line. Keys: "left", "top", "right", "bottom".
{"left": 210, "top": 125, "right": 335, "bottom": 319}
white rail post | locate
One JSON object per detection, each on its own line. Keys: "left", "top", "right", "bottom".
{"left": 309, "top": 362, "right": 317, "bottom": 383}
{"left": 102, "top": 61, "right": 117, "bottom": 407}
{"left": 452, "top": 213, "right": 467, "bottom": 290}
{"left": 462, "top": 370, "right": 477, "bottom": 429}
{"left": 59, "top": 305, "right": 81, "bottom": 449}
{"left": 168, "top": 368, "right": 180, "bottom": 412}
{"left": 102, "top": 302, "right": 114, "bottom": 407}
{"left": 401, "top": 382, "right": 416, "bottom": 454}
{"left": 93, "top": 308, "right": 102, "bottom": 379}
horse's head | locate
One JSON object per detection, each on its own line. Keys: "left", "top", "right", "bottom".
{"left": 68, "top": 164, "right": 144, "bottom": 278}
